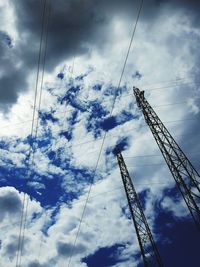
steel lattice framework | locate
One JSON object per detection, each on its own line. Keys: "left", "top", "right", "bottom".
{"left": 133, "top": 87, "right": 200, "bottom": 230}
{"left": 115, "top": 147, "right": 163, "bottom": 267}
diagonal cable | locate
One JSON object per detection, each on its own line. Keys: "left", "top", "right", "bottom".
{"left": 67, "top": 1, "right": 144, "bottom": 266}
{"left": 15, "top": 1, "right": 48, "bottom": 266}
{"left": 15, "top": 1, "right": 51, "bottom": 266}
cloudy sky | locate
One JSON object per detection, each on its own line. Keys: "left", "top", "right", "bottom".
{"left": 0, "top": 0, "right": 200, "bottom": 266}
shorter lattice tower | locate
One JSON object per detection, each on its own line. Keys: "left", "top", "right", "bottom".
{"left": 115, "top": 147, "right": 163, "bottom": 267}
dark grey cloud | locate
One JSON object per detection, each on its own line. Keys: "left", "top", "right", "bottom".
{"left": 0, "top": 188, "right": 22, "bottom": 221}
{"left": 3, "top": 238, "right": 18, "bottom": 260}
{"left": 0, "top": 31, "right": 12, "bottom": 48}
{"left": 3, "top": 234, "right": 29, "bottom": 260}
{"left": 0, "top": 30, "right": 28, "bottom": 111}
{"left": 0, "top": 67, "right": 28, "bottom": 111}
{"left": 56, "top": 241, "right": 86, "bottom": 257}
{"left": 0, "top": 0, "right": 200, "bottom": 111}
{"left": 164, "top": 0, "right": 200, "bottom": 26}
{"left": 27, "top": 261, "right": 49, "bottom": 267}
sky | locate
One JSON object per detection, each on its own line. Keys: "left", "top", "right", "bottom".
{"left": 0, "top": 0, "right": 200, "bottom": 266}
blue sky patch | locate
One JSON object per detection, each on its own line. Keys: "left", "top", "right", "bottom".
{"left": 86, "top": 101, "right": 108, "bottom": 138}
{"left": 75, "top": 67, "right": 94, "bottom": 81}
{"left": 101, "top": 111, "right": 135, "bottom": 132}
{"left": 59, "top": 86, "right": 88, "bottom": 113}
{"left": 59, "top": 85, "right": 81, "bottom": 104}
{"left": 0, "top": 139, "right": 9, "bottom": 150}
{"left": 39, "top": 111, "right": 58, "bottom": 125}
{"left": 59, "top": 130, "right": 72, "bottom": 141}
{"left": 101, "top": 116, "right": 117, "bottom": 131}
{"left": 103, "top": 85, "right": 124, "bottom": 97}
{"left": 0, "top": 31, "right": 12, "bottom": 47}
{"left": 92, "top": 84, "right": 102, "bottom": 91}
{"left": 132, "top": 71, "right": 142, "bottom": 80}
{"left": 67, "top": 110, "right": 79, "bottom": 126}
{"left": 75, "top": 73, "right": 88, "bottom": 81}
{"left": 57, "top": 72, "right": 64, "bottom": 80}
{"left": 154, "top": 191, "right": 199, "bottom": 267}
{"left": 82, "top": 244, "right": 126, "bottom": 267}
{"left": 138, "top": 188, "right": 150, "bottom": 210}
{"left": 116, "top": 137, "right": 129, "bottom": 152}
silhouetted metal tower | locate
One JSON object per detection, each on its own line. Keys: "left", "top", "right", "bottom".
{"left": 133, "top": 87, "right": 200, "bottom": 230}
{"left": 115, "top": 147, "right": 163, "bottom": 267}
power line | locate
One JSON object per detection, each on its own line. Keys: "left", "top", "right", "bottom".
{"left": 0, "top": 71, "right": 197, "bottom": 137}
{"left": 145, "top": 81, "right": 200, "bottom": 92}
{"left": 36, "top": 8, "right": 77, "bottom": 263}
{"left": 137, "top": 76, "right": 188, "bottom": 87}
{"left": 74, "top": 134, "right": 200, "bottom": 166}
{"left": 67, "top": 1, "right": 144, "bottom": 266}
{"left": 107, "top": 80, "right": 198, "bottom": 100}
{"left": 123, "top": 152, "right": 200, "bottom": 159}
{"left": 0, "top": 70, "right": 199, "bottom": 132}
{"left": 55, "top": 117, "right": 199, "bottom": 150}
{"left": 97, "top": 157, "right": 200, "bottom": 170}
{"left": 15, "top": 1, "right": 51, "bottom": 266}
{"left": 1, "top": 96, "right": 199, "bottom": 135}
{"left": 19, "top": 3, "right": 51, "bottom": 267}
{"left": 67, "top": 81, "right": 198, "bottom": 106}
{"left": 15, "top": 0, "right": 48, "bottom": 265}
{"left": 1, "top": 67, "right": 199, "bottom": 133}
{"left": 126, "top": 161, "right": 200, "bottom": 168}
{"left": 1, "top": 117, "right": 198, "bottom": 169}
{"left": 1, "top": 130, "right": 199, "bottom": 183}
{"left": 27, "top": 69, "right": 199, "bottom": 106}
{"left": 112, "top": 90, "right": 199, "bottom": 107}
{"left": 0, "top": 180, "right": 176, "bottom": 232}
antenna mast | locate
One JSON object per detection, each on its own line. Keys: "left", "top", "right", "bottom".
{"left": 133, "top": 87, "right": 200, "bottom": 230}
{"left": 115, "top": 147, "right": 163, "bottom": 267}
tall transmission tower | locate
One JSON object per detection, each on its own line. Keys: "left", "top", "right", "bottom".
{"left": 133, "top": 87, "right": 200, "bottom": 230}
{"left": 115, "top": 147, "right": 163, "bottom": 267}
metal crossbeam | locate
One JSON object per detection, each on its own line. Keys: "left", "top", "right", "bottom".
{"left": 133, "top": 87, "right": 200, "bottom": 230}
{"left": 115, "top": 147, "right": 163, "bottom": 267}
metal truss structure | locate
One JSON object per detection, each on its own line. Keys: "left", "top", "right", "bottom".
{"left": 133, "top": 87, "right": 200, "bottom": 230}
{"left": 115, "top": 147, "right": 163, "bottom": 267}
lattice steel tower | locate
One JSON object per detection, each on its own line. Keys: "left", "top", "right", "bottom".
{"left": 115, "top": 147, "right": 163, "bottom": 267}
{"left": 133, "top": 87, "right": 200, "bottom": 230}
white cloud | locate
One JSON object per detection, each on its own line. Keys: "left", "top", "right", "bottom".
{"left": 161, "top": 195, "right": 189, "bottom": 219}
{"left": 0, "top": 1, "right": 200, "bottom": 266}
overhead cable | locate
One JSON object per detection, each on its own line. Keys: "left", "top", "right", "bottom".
{"left": 67, "top": 0, "right": 144, "bottom": 266}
